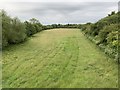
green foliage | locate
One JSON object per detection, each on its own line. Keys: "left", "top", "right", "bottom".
{"left": 2, "top": 29, "right": 8, "bottom": 47}
{"left": 1, "top": 10, "right": 27, "bottom": 48}
{"left": 1, "top": 10, "right": 44, "bottom": 48}
{"left": 7, "top": 17, "right": 27, "bottom": 44}
{"left": 107, "top": 30, "right": 118, "bottom": 49}
{"left": 24, "top": 18, "right": 43, "bottom": 37}
{"left": 43, "top": 24, "right": 79, "bottom": 30}
{"left": 1, "top": 10, "right": 11, "bottom": 47}
{"left": 81, "top": 11, "right": 119, "bottom": 61}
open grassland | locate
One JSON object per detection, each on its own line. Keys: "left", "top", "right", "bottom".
{"left": 2, "top": 28, "right": 118, "bottom": 88}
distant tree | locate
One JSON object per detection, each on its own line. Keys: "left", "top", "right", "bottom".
{"left": 111, "top": 11, "right": 115, "bottom": 15}
{"left": 29, "top": 18, "right": 40, "bottom": 24}
{"left": 108, "top": 14, "right": 111, "bottom": 16}
{"left": 24, "top": 18, "right": 43, "bottom": 36}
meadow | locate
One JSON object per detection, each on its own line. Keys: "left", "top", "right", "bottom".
{"left": 2, "top": 28, "right": 118, "bottom": 88}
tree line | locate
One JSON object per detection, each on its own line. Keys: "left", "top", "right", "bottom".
{"left": 1, "top": 10, "right": 119, "bottom": 62}
{"left": 80, "top": 11, "right": 119, "bottom": 62}
{"left": 1, "top": 10, "right": 79, "bottom": 49}
{"left": 43, "top": 24, "right": 79, "bottom": 30}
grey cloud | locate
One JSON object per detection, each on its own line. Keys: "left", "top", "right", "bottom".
{"left": 2, "top": 2, "right": 118, "bottom": 24}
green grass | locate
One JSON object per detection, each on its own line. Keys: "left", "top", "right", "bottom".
{"left": 2, "top": 28, "right": 118, "bottom": 88}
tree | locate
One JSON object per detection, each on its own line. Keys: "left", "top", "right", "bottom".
{"left": 2, "top": 10, "right": 26, "bottom": 48}
{"left": 24, "top": 18, "right": 43, "bottom": 37}
{"left": 29, "top": 18, "right": 40, "bottom": 24}
{"left": 8, "top": 17, "right": 26, "bottom": 44}
{"left": 111, "top": 11, "right": 115, "bottom": 15}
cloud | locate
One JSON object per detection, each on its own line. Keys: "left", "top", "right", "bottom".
{"left": 0, "top": 1, "right": 118, "bottom": 24}
{"left": 0, "top": 0, "right": 119, "bottom": 2}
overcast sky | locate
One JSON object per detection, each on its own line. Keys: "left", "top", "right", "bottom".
{"left": 0, "top": 0, "right": 119, "bottom": 25}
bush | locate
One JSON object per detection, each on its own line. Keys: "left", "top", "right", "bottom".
{"left": 1, "top": 10, "right": 44, "bottom": 49}
{"left": 1, "top": 10, "right": 26, "bottom": 48}
{"left": 81, "top": 11, "right": 119, "bottom": 62}
{"left": 7, "top": 17, "right": 27, "bottom": 44}
{"left": 24, "top": 18, "right": 43, "bottom": 37}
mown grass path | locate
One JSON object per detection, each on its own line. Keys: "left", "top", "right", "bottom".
{"left": 2, "top": 28, "right": 118, "bottom": 88}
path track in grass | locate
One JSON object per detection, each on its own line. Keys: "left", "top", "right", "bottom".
{"left": 2, "top": 28, "right": 118, "bottom": 88}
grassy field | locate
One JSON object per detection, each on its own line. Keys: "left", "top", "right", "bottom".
{"left": 2, "top": 28, "right": 118, "bottom": 88}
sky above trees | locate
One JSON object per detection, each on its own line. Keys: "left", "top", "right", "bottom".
{"left": 0, "top": 0, "right": 119, "bottom": 24}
